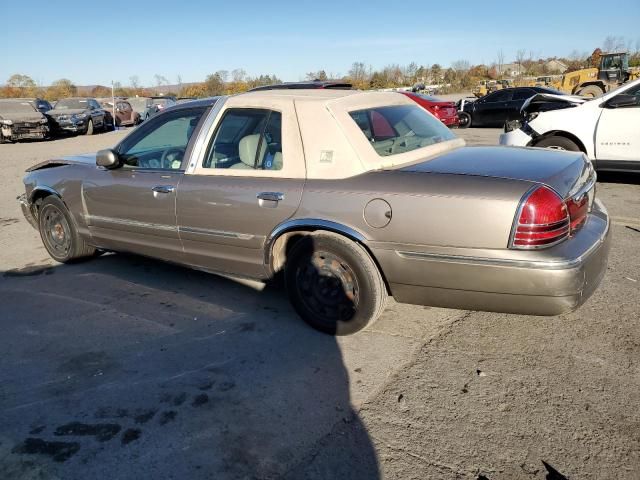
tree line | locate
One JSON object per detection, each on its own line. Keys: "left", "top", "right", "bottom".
{"left": 2, "top": 36, "right": 638, "bottom": 100}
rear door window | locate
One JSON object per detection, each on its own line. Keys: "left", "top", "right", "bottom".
{"left": 203, "top": 109, "right": 283, "bottom": 171}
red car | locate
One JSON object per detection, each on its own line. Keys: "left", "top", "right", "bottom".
{"left": 400, "top": 91, "right": 459, "bottom": 127}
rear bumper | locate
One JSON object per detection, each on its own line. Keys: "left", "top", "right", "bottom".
{"left": 439, "top": 115, "right": 459, "bottom": 127}
{"left": 373, "top": 200, "right": 611, "bottom": 316}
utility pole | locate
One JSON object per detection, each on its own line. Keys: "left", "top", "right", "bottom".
{"left": 111, "top": 81, "right": 116, "bottom": 130}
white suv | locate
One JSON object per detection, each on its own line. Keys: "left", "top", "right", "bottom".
{"left": 500, "top": 78, "right": 640, "bottom": 172}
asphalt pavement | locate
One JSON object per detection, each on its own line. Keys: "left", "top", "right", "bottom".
{"left": 0, "top": 127, "right": 638, "bottom": 479}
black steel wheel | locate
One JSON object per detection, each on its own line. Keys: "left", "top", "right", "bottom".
{"left": 38, "top": 196, "right": 96, "bottom": 263}
{"left": 284, "top": 232, "right": 387, "bottom": 335}
{"left": 457, "top": 111, "right": 471, "bottom": 128}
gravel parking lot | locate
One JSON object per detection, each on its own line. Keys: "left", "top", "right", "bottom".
{"left": 1, "top": 128, "right": 638, "bottom": 479}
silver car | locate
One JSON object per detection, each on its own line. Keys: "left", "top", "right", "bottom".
{"left": 19, "top": 90, "right": 611, "bottom": 335}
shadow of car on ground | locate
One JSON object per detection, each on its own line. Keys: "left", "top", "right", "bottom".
{"left": 0, "top": 249, "right": 380, "bottom": 479}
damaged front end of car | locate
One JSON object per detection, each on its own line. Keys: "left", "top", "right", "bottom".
{"left": 504, "top": 93, "right": 587, "bottom": 134}
{"left": 1, "top": 118, "right": 49, "bottom": 141}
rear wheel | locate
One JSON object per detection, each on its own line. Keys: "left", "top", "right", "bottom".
{"left": 38, "top": 196, "right": 96, "bottom": 263}
{"left": 578, "top": 85, "right": 603, "bottom": 98}
{"left": 85, "top": 119, "right": 94, "bottom": 135}
{"left": 457, "top": 111, "right": 471, "bottom": 128}
{"left": 534, "top": 136, "right": 580, "bottom": 152}
{"left": 284, "top": 232, "right": 387, "bottom": 335}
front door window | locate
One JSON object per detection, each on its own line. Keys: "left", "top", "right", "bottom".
{"left": 118, "top": 107, "right": 206, "bottom": 170}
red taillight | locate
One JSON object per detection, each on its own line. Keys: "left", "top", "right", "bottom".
{"left": 512, "top": 186, "right": 570, "bottom": 248}
{"left": 566, "top": 195, "right": 588, "bottom": 231}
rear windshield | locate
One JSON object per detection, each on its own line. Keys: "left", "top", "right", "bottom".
{"left": 0, "top": 101, "right": 37, "bottom": 114}
{"left": 55, "top": 99, "right": 89, "bottom": 110}
{"left": 349, "top": 105, "right": 455, "bottom": 157}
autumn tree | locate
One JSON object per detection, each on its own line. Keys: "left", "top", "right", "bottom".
{"left": 91, "top": 85, "right": 111, "bottom": 98}
{"left": 203, "top": 73, "right": 225, "bottom": 96}
{"left": 45, "top": 79, "right": 77, "bottom": 100}
{"left": 1, "top": 74, "right": 37, "bottom": 97}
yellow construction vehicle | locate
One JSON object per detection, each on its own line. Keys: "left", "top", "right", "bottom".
{"left": 472, "top": 79, "right": 513, "bottom": 97}
{"left": 551, "top": 52, "right": 640, "bottom": 97}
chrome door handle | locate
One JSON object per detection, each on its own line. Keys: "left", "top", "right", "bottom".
{"left": 257, "top": 192, "right": 284, "bottom": 202}
{"left": 152, "top": 185, "right": 175, "bottom": 194}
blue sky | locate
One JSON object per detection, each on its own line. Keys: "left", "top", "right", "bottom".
{"left": 2, "top": 0, "right": 639, "bottom": 86}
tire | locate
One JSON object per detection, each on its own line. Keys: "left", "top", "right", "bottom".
{"left": 534, "top": 136, "right": 580, "bottom": 152}
{"left": 284, "top": 232, "right": 387, "bottom": 335}
{"left": 457, "top": 111, "right": 471, "bottom": 129}
{"left": 85, "top": 119, "right": 94, "bottom": 136}
{"left": 38, "top": 196, "right": 96, "bottom": 263}
{"left": 578, "top": 85, "right": 603, "bottom": 98}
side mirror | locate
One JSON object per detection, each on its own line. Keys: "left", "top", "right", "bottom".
{"left": 603, "top": 94, "right": 638, "bottom": 109}
{"left": 96, "top": 149, "right": 120, "bottom": 169}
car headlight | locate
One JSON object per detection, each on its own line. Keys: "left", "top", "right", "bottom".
{"left": 1, "top": 119, "right": 13, "bottom": 125}
{"left": 72, "top": 113, "right": 87, "bottom": 121}
{"left": 39, "top": 118, "right": 48, "bottom": 124}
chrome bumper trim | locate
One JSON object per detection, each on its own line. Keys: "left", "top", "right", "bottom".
{"left": 397, "top": 206, "right": 609, "bottom": 271}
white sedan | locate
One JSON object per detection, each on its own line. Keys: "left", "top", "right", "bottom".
{"left": 500, "top": 78, "right": 640, "bottom": 172}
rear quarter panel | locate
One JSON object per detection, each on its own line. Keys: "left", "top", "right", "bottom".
{"left": 296, "top": 170, "right": 532, "bottom": 250}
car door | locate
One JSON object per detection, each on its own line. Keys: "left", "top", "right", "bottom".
{"left": 82, "top": 106, "right": 208, "bottom": 261}
{"left": 595, "top": 83, "right": 640, "bottom": 167}
{"left": 475, "top": 90, "right": 513, "bottom": 127}
{"left": 88, "top": 99, "right": 104, "bottom": 128}
{"left": 177, "top": 99, "right": 306, "bottom": 279}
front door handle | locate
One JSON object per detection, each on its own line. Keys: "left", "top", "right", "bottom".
{"left": 152, "top": 185, "right": 175, "bottom": 194}
{"left": 257, "top": 192, "right": 284, "bottom": 202}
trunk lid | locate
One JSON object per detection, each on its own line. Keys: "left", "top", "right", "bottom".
{"left": 397, "top": 146, "right": 593, "bottom": 199}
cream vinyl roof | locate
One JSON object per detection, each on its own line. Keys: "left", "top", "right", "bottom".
{"left": 213, "top": 90, "right": 466, "bottom": 180}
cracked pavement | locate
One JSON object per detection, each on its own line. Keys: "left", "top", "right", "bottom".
{"left": 1, "top": 127, "right": 638, "bottom": 479}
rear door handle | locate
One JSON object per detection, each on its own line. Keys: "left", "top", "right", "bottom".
{"left": 152, "top": 185, "right": 175, "bottom": 194}
{"left": 257, "top": 192, "right": 284, "bottom": 202}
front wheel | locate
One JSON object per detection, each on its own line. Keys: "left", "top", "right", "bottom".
{"left": 534, "top": 136, "right": 580, "bottom": 152}
{"left": 38, "top": 196, "right": 96, "bottom": 263}
{"left": 457, "top": 111, "right": 471, "bottom": 129}
{"left": 284, "top": 232, "right": 387, "bottom": 335}
{"left": 85, "top": 119, "right": 94, "bottom": 135}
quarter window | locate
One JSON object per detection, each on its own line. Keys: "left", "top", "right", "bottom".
{"left": 203, "top": 109, "right": 283, "bottom": 170}
{"left": 349, "top": 105, "right": 455, "bottom": 157}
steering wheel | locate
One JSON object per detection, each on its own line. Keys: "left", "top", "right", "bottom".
{"left": 160, "top": 147, "right": 185, "bottom": 169}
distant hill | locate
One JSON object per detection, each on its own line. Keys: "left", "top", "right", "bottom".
{"left": 72, "top": 82, "right": 199, "bottom": 96}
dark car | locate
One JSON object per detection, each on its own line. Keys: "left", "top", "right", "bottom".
{"left": 47, "top": 98, "right": 110, "bottom": 135}
{"left": 12, "top": 97, "right": 53, "bottom": 113}
{"left": 0, "top": 99, "right": 50, "bottom": 142}
{"left": 249, "top": 80, "right": 353, "bottom": 92}
{"left": 459, "top": 87, "right": 566, "bottom": 128}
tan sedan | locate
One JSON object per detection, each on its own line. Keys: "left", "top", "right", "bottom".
{"left": 19, "top": 90, "right": 610, "bottom": 334}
